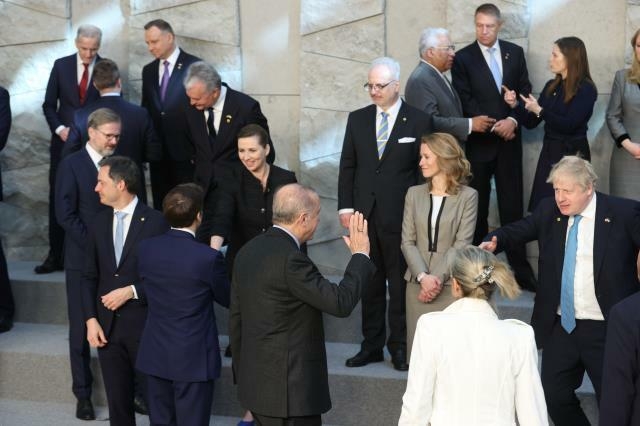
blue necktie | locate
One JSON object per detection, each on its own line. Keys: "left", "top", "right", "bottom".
{"left": 377, "top": 112, "right": 389, "bottom": 159}
{"left": 114, "top": 211, "right": 127, "bottom": 265}
{"left": 487, "top": 47, "right": 502, "bottom": 92}
{"left": 560, "top": 214, "right": 582, "bottom": 333}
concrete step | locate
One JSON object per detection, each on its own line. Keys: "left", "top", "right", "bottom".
{"left": 8, "top": 263, "right": 535, "bottom": 344}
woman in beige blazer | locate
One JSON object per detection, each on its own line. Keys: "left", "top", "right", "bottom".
{"left": 401, "top": 132, "right": 477, "bottom": 358}
{"left": 399, "top": 246, "right": 548, "bottom": 426}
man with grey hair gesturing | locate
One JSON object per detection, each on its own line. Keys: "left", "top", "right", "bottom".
{"left": 338, "top": 56, "right": 430, "bottom": 371}
{"left": 231, "top": 183, "right": 374, "bottom": 426}
{"left": 405, "top": 27, "right": 495, "bottom": 144}
{"left": 183, "top": 60, "right": 275, "bottom": 191}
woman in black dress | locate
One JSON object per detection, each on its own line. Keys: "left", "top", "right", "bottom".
{"left": 504, "top": 36, "right": 597, "bottom": 211}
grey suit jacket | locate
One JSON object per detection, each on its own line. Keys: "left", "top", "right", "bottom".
{"left": 401, "top": 184, "right": 478, "bottom": 283}
{"left": 405, "top": 61, "right": 468, "bottom": 142}
{"left": 607, "top": 69, "right": 640, "bottom": 142}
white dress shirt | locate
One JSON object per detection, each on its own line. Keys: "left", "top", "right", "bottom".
{"left": 113, "top": 196, "right": 139, "bottom": 298}
{"left": 205, "top": 85, "right": 228, "bottom": 134}
{"left": 477, "top": 40, "right": 503, "bottom": 76}
{"left": 157, "top": 46, "right": 181, "bottom": 85}
{"left": 399, "top": 297, "right": 548, "bottom": 426}
{"left": 85, "top": 143, "right": 104, "bottom": 170}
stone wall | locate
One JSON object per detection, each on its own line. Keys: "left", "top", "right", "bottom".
{"left": 0, "top": 1, "right": 637, "bottom": 272}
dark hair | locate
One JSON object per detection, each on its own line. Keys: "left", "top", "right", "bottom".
{"left": 88, "top": 107, "right": 120, "bottom": 129}
{"left": 237, "top": 124, "right": 268, "bottom": 148}
{"left": 144, "top": 19, "right": 175, "bottom": 35}
{"left": 98, "top": 156, "right": 140, "bottom": 195}
{"left": 546, "top": 36, "right": 596, "bottom": 103}
{"left": 162, "top": 183, "right": 204, "bottom": 228}
{"left": 92, "top": 59, "right": 120, "bottom": 91}
{"left": 475, "top": 3, "right": 501, "bottom": 20}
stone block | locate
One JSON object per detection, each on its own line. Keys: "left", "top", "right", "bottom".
{"left": 0, "top": 201, "right": 48, "bottom": 257}
{"left": 308, "top": 237, "right": 351, "bottom": 276}
{"left": 0, "top": 43, "right": 72, "bottom": 94}
{"left": 299, "top": 153, "right": 340, "bottom": 200}
{"left": 309, "top": 196, "right": 343, "bottom": 245}
{"left": 9, "top": 0, "right": 68, "bottom": 18}
{"left": 301, "top": 52, "right": 370, "bottom": 112}
{"left": 130, "top": 0, "right": 239, "bottom": 46}
{"left": 252, "top": 95, "right": 300, "bottom": 172}
{"left": 0, "top": 3, "right": 68, "bottom": 47}
{"left": 301, "top": 0, "right": 383, "bottom": 35}
{"left": 302, "top": 15, "right": 384, "bottom": 63}
{"left": 132, "top": 0, "right": 195, "bottom": 14}
{"left": 299, "top": 108, "right": 348, "bottom": 162}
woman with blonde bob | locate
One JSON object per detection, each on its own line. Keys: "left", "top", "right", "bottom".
{"left": 399, "top": 246, "right": 548, "bottom": 426}
{"left": 401, "top": 132, "right": 478, "bottom": 358}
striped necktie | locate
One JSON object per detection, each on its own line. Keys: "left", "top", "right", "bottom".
{"left": 377, "top": 111, "right": 389, "bottom": 159}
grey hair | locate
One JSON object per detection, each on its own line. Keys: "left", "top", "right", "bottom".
{"left": 546, "top": 155, "right": 598, "bottom": 190}
{"left": 272, "top": 183, "right": 319, "bottom": 225}
{"left": 76, "top": 25, "right": 102, "bottom": 44}
{"left": 87, "top": 107, "right": 120, "bottom": 129}
{"left": 183, "top": 61, "right": 222, "bottom": 92}
{"left": 419, "top": 28, "right": 450, "bottom": 57}
{"left": 370, "top": 57, "right": 400, "bottom": 81}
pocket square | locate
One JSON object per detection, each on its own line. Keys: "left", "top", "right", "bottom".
{"left": 398, "top": 137, "right": 416, "bottom": 143}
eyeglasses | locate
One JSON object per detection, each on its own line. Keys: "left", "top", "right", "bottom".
{"left": 94, "top": 128, "right": 121, "bottom": 141}
{"left": 432, "top": 45, "right": 456, "bottom": 52}
{"left": 363, "top": 80, "right": 397, "bottom": 92}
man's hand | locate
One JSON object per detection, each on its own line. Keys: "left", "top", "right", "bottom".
{"left": 479, "top": 235, "right": 498, "bottom": 253}
{"left": 58, "top": 127, "right": 70, "bottom": 142}
{"left": 342, "top": 211, "right": 370, "bottom": 256}
{"left": 101, "top": 286, "right": 134, "bottom": 311}
{"left": 210, "top": 235, "right": 224, "bottom": 250}
{"left": 492, "top": 119, "right": 516, "bottom": 141}
{"left": 471, "top": 115, "right": 496, "bottom": 133}
{"left": 502, "top": 85, "right": 517, "bottom": 108}
{"left": 86, "top": 318, "right": 107, "bottom": 348}
{"left": 339, "top": 212, "right": 354, "bottom": 229}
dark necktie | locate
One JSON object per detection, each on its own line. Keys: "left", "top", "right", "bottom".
{"left": 206, "top": 107, "right": 217, "bottom": 141}
{"left": 79, "top": 63, "right": 89, "bottom": 105}
{"left": 160, "top": 60, "right": 170, "bottom": 102}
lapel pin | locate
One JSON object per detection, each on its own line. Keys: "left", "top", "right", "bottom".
{"left": 505, "top": 53, "right": 510, "bottom": 60}
{"left": 226, "top": 114, "right": 232, "bottom": 123}
{"left": 402, "top": 117, "right": 407, "bottom": 122}
{"left": 556, "top": 217, "right": 561, "bottom": 222}
{"left": 141, "top": 217, "right": 145, "bottom": 222}
{"left": 177, "top": 63, "right": 183, "bottom": 70}
{"left": 604, "top": 218, "right": 610, "bottom": 223}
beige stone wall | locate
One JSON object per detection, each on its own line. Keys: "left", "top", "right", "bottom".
{"left": 0, "top": 1, "right": 637, "bottom": 271}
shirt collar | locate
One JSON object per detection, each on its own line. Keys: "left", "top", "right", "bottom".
{"left": 212, "top": 85, "right": 227, "bottom": 111}
{"left": 165, "top": 46, "right": 181, "bottom": 66}
{"left": 376, "top": 96, "right": 402, "bottom": 117}
{"left": 115, "top": 196, "right": 138, "bottom": 217}
{"left": 273, "top": 225, "right": 300, "bottom": 248}
{"left": 171, "top": 227, "right": 195, "bottom": 237}
{"left": 85, "top": 143, "right": 104, "bottom": 169}
{"left": 76, "top": 54, "right": 97, "bottom": 67}
{"left": 577, "top": 191, "right": 597, "bottom": 220}
{"left": 478, "top": 39, "right": 500, "bottom": 51}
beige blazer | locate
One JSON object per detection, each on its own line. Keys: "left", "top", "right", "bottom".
{"left": 401, "top": 183, "right": 478, "bottom": 284}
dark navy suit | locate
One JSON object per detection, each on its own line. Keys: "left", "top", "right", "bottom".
{"left": 136, "top": 229, "right": 229, "bottom": 425}
{"left": 82, "top": 201, "right": 168, "bottom": 426}
{"left": 63, "top": 94, "right": 161, "bottom": 204}
{"left": 141, "top": 49, "right": 200, "bottom": 209}
{"left": 0, "top": 86, "right": 14, "bottom": 323}
{"left": 55, "top": 147, "right": 106, "bottom": 400}
{"left": 43, "top": 53, "right": 101, "bottom": 264}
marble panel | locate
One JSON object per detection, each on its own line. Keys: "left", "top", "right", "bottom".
{"left": 311, "top": 196, "right": 345, "bottom": 247}
{"left": 301, "top": 52, "right": 370, "bottom": 112}
{"left": 0, "top": 3, "right": 68, "bottom": 47}
{"left": 301, "top": 0, "right": 383, "bottom": 35}
{"left": 307, "top": 237, "right": 351, "bottom": 276}
{"left": 9, "top": 0, "right": 68, "bottom": 17}
{"left": 0, "top": 43, "right": 73, "bottom": 94}
{"left": 130, "top": 0, "right": 239, "bottom": 46}
{"left": 131, "top": 0, "right": 196, "bottom": 14}
{"left": 302, "top": 15, "right": 383, "bottom": 63}
{"left": 448, "top": 0, "right": 529, "bottom": 46}
{"left": 252, "top": 95, "right": 300, "bottom": 172}
{"left": 299, "top": 153, "right": 340, "bottom": 200}
{"left": 299, "top": 108, "right": 348, "bottom": 162}
{"left": 0, "top": 202, "right": 48, "bottom": 260}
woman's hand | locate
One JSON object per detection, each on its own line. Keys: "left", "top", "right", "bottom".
{"left": 417, "top": 274, "right": 442, "bottom": 303}
{"left": 621, "top": 139, "right": 640, "bottom": 159}
{"left": 519, "top": 93, "right": 543, "bottom": 116}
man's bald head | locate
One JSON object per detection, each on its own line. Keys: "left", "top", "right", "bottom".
{"left": 272, "top": 184, "right": 321, "bottom": 243}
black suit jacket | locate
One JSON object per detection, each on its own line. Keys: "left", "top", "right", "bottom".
{"left": 55, "top": 148, "right": 107, "bottom": 270}
{"left": 488, "top": 193, "right": 640, "bottom": 348}
{"left": 600, "top": 292, "right": 640, "bottom": 426}
{"left": 338, "top": 101, "right": 430, "bottom": 232}
{"left": 230, "top": 227, "right": 375, "bottom": 417}
{"left": 185, "top": 84, "right": 275, "bottom": 189}
{"left": 42, "top": 53, "right": 101, "bottom": 137}
{"left": 0, "top": 86, "right": 10, "bottom": 201}
{"left": 141, "top": 49, "right": 201, "bottom": 162}
{"left": 82, "top": 201, "right": 168, "bottom": 337}
{"left": 451, "top": 40, "right": 531, "bottom": 162}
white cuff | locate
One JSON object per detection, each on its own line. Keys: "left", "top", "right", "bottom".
{"left": 130, "top": 285, "right": 138, "bottom": 299}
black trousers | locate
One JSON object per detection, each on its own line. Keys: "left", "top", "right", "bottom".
{"left": 541, "top": 317, "right": 606, "bottom": 426}
{"left": 0, "top": 240, "right": 14, "bottom": 318}
{"left": 149, "top": 158, "right": 194, "bottom": 210}
{"left": 361, "top": 206, "right": 406, "bottom": 354}
{"left": 65, "top": 269, "right": 92, "bottom": 400}
{"left": 48, "top": 136, "right": 65, "bottom": 264}
{"left": 254, "top": 413, "right": 321, "bottom": 426}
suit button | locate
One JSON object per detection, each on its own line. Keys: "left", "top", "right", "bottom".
{"left": 161, "top": 111, "right": 165, "bottom": 116}
{"left": 375, "top": 169, "right": 380, "bottom": 174}
{"left": 262, "top": 228, "right": 266, "bottom": 232}
{"left": 114, "top": 273, "right": 119, "bottom": 277}
{"left": 260, "top": 208, "right": 265, "bottom": 213}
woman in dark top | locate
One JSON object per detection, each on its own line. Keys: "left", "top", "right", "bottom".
{"left": 504, "top": 36, "right": 597, "bottom": 211}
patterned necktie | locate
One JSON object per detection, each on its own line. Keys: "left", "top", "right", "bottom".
{"left": 160, "top": 60, "right": 170, "bottom": 102}
{"left": 377, "top": 111, "right": 389, "bottom": 159}
{"left": 78, "top": 63, "right": 89, "bottom": 105}
{"left": 114, "top": 211, "right": 127, "bottom": 265}
{"left": 560, "top": 214, "right": 582, "bottom": 333}
{"left": 487, "top": 47, "right": 502, "bottom": 92}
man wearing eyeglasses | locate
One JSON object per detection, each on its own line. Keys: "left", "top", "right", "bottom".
{"left": 451, "top": 3, "right": 537, "bottom": 292}
{"left": 339, "top": 57, "right": 430, "bottom": 371}
{"left": 405, "top": 27, "right": 495, "bottom": 144}
{"left": 55, "top": 108, "right": 121, "bottom": 420}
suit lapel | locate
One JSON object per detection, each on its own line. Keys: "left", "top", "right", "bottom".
{"left": 118, "top": 202, "right": 146, "bottom": 268}
{"left": 380, "top": 101, "right": 409, "bottom": 163}
{"left": 166, "top": 50, "right": 188, "bottom": 103}
{"left": 217, "top": 85, "right": 237, "bottom": 152}
{"left": 552, "top": 211, "right": 568, "bottom": 287}
{"left": 592, "top": 194, "right": 611, "bottom": 284}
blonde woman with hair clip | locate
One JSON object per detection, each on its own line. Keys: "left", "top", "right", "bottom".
{"left": 399, "top": 246, "right": 548, "bottom": 426}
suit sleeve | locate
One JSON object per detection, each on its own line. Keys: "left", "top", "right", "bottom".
{"left": 488, "top": 205, "right": 542, "bottom": 253}
{"left": 55, "top": 159, "right": 88, "bottom": 247}
{"left": 513, "top": 325, "right": 549, "bottom": 426}
{"left": 42, "top": 61, "right": 63, "bottom": 133}
{"left": 81, "top": 224, "right": 100, "bottom": 321}
{"left": 229, "top": 271, "right": 242, "bottom": 377}
{"left": 197, "top": 166, "right": 237, "bottom": 243}
{"left": 209, "top": 250, "right": 231, "bottom": 308}
{"left": 599, "top": 303, "right": 637, "bottom": 426}
{"left": 142, "top": 110, "right": 162, "bottom": 162}
{"left": 286, "top": 250, "right": 375, "bottom": 317}
{"left": 398, "top": 315, "right": 436, "bottom": 425}
{"left": 338, "top": 113, "right": 356, "bottom": 210}
{"left": 62, "top": 111, "right": 84, "bottom": 158}
{"left": 0, "top": 88, "right": 10, "bottom": 151}
{"left": 606, "top": 70, "right": 629, "bottom": 144}
{"left": 401, "top": 188, "right": 429, "bottom": 279}
{"left": 536, "top": 83, "right": 597, "bottom": 133}
{"left": 451, "top": 54, "right": 482, "bottom": 118}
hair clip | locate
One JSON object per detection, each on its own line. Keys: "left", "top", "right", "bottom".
{"left": 473, "top": 265, "right": 495, "bottom": 284}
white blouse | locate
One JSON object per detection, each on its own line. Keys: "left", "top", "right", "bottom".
{"left": 399, "top": 297, "right": 548, "bottom": 426}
